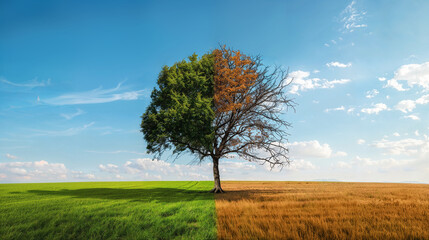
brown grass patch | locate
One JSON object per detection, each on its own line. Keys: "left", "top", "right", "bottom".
{"left": 215, "top": 181, "right": 429, "bottom": 240}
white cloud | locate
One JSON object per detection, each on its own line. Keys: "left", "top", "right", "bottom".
{"left": 395, "top": 100, "right": 416, "bottom": 113}
{"left": 287, "top": 159, "right": 316, "bottom": 171}
{"left": 385, "top": 62, "right": 429, "bottom": 91}
{"left": 326, "top": 62, "right": 352, "bottom": 68}
{"left": 394, "top": 94, "right": 429, "bottom": 113}
{"left": 354, "top": 156, "right": 375, "bottom": 166}
{"left": 221, "top": 161, "right": 256, "bottom": 172}
{"left": 99, "top": 156, "right": 317, "bottom": 182}
{"left": 357, "top": 139, "right": 366, "bottom": 144}
{"left": 0, "top": 160, "right": 67, "bottom": 181}
{"left": 288, "top": 140, "right": 333, "bottom": 159}
{"left": 122, "top": 158, "right": 215, "bottom": 180}
{"left": 0, "top": 78, "right": 50, "bottom": 88}
{"left": 340, "top": 0, "right": 367, "bottom": 33}
{"left": 71, "top": 171, "right": 95, "bottom": 180}
{"left": 354, "top": 156, "right": 409, "bottom": 168}
{"left": 44, "top": 83, "right": 147, "bottom": 105}
{"left": 365, "top": 89, "right": 379, "bottom": 98}
{"left": 121, "top": 158, "right": 214, "bottom": 180}
{"left": 61, "top": 109, "right": 85, "bottom": 120}
{"left": 384, "top": 79, "right": 408, "bottom": 91}
{"left": 361, "top": 103, "right": 389, "bottom": 114}
{"left": 288, "top": 71, "right": 350, "bottom": 95}
{"left": 288, "top": 71, "right": 317, "bottom": 94}
{"left": 333, "top": 155, "right": 416, "bottom": 176}
{"left": 99, "top": 164, "right": 120, "bottom": 173}
{"left": 393, "top": 132, "right": 400, "bottom": 137}
{"left": 325, "top": 106, "right": 345, "bottom": 113}
{"left": 372, "top": 137, "right": 429, "bottom": 157}
{"left": 405, "top": 115, "right": 420, "bottom": 121}
{"left": 0, "top": 160, "right": 97, "bottom": 182}
{"left": 378, "top": 77, "right": 386, "bottom": 81}
{"left": 416, "top": 94, "right": 429, "bottom": 104}
{"left": 5, "top": 153, "right": 18, "bottom": 159}
{"left": 321, "top": 79, "right": 351, "bottom": 88}
{"left": 415, "top": 130, "right": 420, "bottom": 136}
{"left": 125, "top": 158, "right": 172, "bottom": 173}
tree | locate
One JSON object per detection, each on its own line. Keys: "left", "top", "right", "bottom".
{"left": 141, "top": 46, "right": 294, "bottom": 193}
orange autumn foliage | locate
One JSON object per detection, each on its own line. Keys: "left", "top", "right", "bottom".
{"left": 213, "top": 47, "right": 258, "bottom": 113}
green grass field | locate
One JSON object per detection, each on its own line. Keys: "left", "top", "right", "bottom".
{"left": 0, "top": 181, "right": 216, "bottom": 240}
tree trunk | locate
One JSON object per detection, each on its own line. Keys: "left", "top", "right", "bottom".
{"left": 210, "top": 156, "right": 224, "bottom": 193}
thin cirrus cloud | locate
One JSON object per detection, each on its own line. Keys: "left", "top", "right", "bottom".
{"left": 29, "top": 122, "right": 95, "bottom": 137}
{"left": 340, "top": 0, "right": 367, "bottom": 33}
{"left": 60, "top": 109, "right": 85, "bottom": 120}
{"left": 324, "top": 0, "right": 367, "bottom": 47}
{"left": 0, "top": 78, "right": 51, "bottom": 88}
{"left": 43, "top": 83, "right": 148, "bottom": 105}
{"left": 86, "top": 150, "right": 147, "bottom": 155}
{"left": 365, "top": 89, "right": 379, "bottom": 99}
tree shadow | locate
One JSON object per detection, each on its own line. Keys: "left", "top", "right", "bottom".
{"left": 214, "top": 189, "right": 299, "bottom": 202}
{"left": 27, "top": 187, "right": 213, "bottom": 203}
{"left": 214, "top": 190, "right": 253, "bottom": 201}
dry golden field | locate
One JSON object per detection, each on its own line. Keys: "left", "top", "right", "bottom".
{"left": 215, "top": 181, "right": 429, "bottom": 240}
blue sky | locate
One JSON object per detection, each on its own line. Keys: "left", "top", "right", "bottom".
{"left": 1, "top": 0, "right": 428, "bottom": 183}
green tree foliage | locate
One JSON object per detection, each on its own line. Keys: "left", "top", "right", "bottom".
{"left": 141, "top": 53, "right": 215, "bottom": 158}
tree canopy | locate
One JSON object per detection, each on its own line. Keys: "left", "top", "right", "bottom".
{"left": 141, "top": 46, "right": 294, "bottom": 193}
{"left": 141, "top": 53, "right": 215, "bottom": 158}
